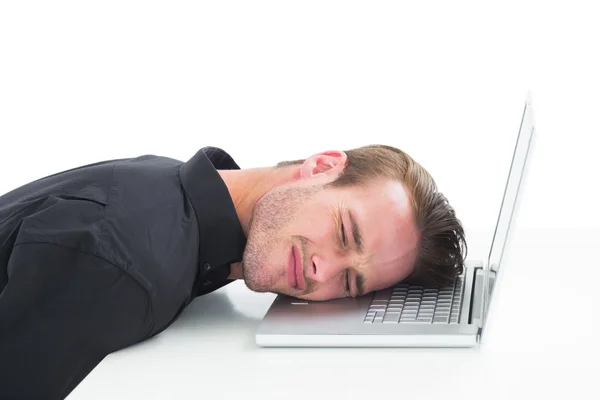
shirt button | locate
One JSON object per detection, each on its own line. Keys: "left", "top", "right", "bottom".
{"left": 204, "top": 280, "right": 212, "bottom": 286}
{"left": 203, "top": 263, "right": 211, "bottom": 271}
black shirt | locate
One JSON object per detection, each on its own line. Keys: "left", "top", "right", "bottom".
{"left": 0, "top": 147, "right": 246, "bottom": 399}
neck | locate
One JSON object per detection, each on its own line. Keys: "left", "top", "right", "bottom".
{"left": 218, "top": 165, "right": 299, "bottom": 235}
{"left": 219, "top": 165, "right": 299, "bottom": 279}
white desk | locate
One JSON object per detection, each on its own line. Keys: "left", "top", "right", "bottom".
{"left": 68, "top": 227, "right": 600, "bottom": 400}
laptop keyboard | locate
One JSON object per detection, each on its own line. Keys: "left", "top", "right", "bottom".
{"left": 363, "top": 274, "right": 465, "bottom": 324}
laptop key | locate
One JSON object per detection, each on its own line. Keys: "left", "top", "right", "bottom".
{"left": 372, "top": 289, "right": 393, "bottom": 301}
{"left": 400, "top": 314, "right": 417, "bottom": 319}
{"left": 371, "top": 299, "right": 389, "bottom": 304}
{"left": 388, "top": 304, "right": 405, "bottom": 309}
{"left": 383, "top": 313, "right": 401, "bottom": 323}
{"left": 386, "top": 308, "right": 403, "bottom": 313}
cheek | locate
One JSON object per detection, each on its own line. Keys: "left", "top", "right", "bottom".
{"left": 370, "top": 259, "right": 413, "bottom": 292}
{"left": 300, "top": 285, "right": 344, "bottom": 301}
{"left": 291, "top": 204, "right": 334, "bottom": 243}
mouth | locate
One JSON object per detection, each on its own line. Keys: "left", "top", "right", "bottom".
{"left": 287, "top": 245, "right": 306, "bottom": 291}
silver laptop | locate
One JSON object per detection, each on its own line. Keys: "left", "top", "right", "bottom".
{"left": 256, "top": 96, "right": 536, "bottom": 347}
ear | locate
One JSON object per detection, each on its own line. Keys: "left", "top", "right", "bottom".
{"left": 299, "top": 150, "right": 347, "bottom": 179}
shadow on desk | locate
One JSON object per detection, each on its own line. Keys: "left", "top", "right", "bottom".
{"left": 122, "top": 288, "right": 264, "bottom": 353}
{"left": 173, "top": 289, "right": 259, "bottom": 329}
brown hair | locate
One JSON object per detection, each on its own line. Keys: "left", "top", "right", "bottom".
{"left": 277, "top": 144, "right": 467, "bottom": 287}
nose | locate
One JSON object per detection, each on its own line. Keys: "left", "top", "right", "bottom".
{"left": 308, "top": 253, "right": 345, "bottom": 283}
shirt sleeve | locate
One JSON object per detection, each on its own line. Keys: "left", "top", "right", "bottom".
{"left": 0, "top": 242, "right": 153, "bottom": 399}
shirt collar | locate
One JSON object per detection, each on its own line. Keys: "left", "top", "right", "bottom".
{"left": 178, "top": 147, "right": 246, "bottom": 289}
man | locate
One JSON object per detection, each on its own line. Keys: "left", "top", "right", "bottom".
{"left": 0, "top": 144, "right": 466, "bottom": 399}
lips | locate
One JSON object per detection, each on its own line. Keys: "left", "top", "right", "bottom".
{"left": 287, "top": 245, "right": 306, "bottom": 291}
{"left": 287, "top": 247, "right": 298, "bottom": 289}
{"left": 292, "top": 245, "right": 306, "bottom": 290}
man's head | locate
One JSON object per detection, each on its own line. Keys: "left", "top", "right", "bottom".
{"left": 241, "top": 144, "right": 466, "bottom": 301}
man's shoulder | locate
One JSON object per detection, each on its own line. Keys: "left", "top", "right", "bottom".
{"left": 5, "top": 240, "right": 155, "bottom": 341}
{"left": 10, "top": 195, "right": 118, "bottom": 264}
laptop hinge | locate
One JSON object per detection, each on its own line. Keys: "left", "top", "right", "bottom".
{"left": 468, "top": 267, "right": 485, "bottom": 328}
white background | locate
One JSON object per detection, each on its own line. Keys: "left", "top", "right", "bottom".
{"left": 1, "top": 1, "right": 599, "bottom": 399}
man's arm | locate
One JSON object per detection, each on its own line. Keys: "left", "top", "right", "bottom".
{"left": 0, "top": 242, "right": 153, "bottom": 400}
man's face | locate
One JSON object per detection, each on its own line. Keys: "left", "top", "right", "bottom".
{"left": 241, "top": 152, "right": 420, "bottom": 301}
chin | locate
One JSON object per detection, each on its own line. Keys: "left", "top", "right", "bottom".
{"left": 242, "top": 267, "right": 275, "bottom": 293}
{"left": 244, "top": 281, "right": 271, "bottom": 293}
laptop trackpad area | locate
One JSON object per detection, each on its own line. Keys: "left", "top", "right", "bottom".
{"left": 263, "top": 293, "right": 373, "bottom": 325}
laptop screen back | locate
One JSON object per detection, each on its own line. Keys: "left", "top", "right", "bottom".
{"left": 481, "top": 96, "right": 536, "bottom": 336}
{"left": 487, "top": 98, "right": 535, "bottom": 274}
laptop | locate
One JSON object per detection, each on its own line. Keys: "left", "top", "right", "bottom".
{"left": 256, "top": 95, "right": 536, "bottom": 347}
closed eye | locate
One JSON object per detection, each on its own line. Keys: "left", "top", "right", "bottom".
{"left": 341, "top": 221, "right": 347, "bottom": 246}
{"left": 345, "top": 269, "right": 351, "bottom": 294}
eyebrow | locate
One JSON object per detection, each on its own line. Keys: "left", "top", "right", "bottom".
{"left": 356, "top": 272, "right": 366, "bottom": 297}
{"left": 345, "top": 209, "right": 366, "bottom": 296}
{"left": 347, "top": 210, "right": 364, "bottom": 254}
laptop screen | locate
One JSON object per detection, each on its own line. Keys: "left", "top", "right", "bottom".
{"left": 486, "top": 98, "right": 536, "bottom": 274}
